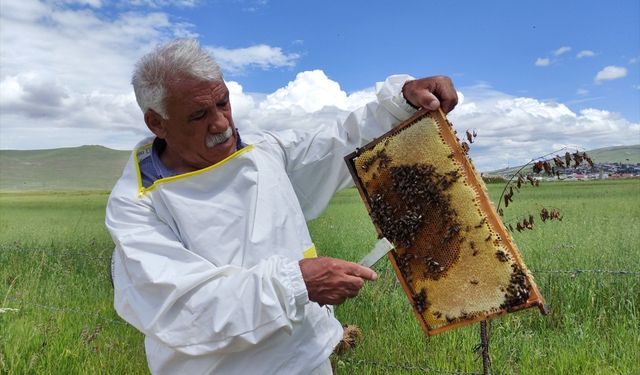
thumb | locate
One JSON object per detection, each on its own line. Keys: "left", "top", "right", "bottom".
{"left": 421, "top": 92, "right": 441, "bottom": 111}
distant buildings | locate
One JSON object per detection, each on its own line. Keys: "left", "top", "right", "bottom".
{"left": 496, "top": 161, "right": 640, "bottom": 181}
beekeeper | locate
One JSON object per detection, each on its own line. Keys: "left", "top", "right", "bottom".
{"left": 106, "top": 39, "right": 457, "bottom": 375}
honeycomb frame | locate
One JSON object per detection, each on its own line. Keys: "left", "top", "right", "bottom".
{"left": 345, "top": 109, "right": 547, "bottom": 335}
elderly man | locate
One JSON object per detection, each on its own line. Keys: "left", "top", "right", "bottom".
{"left": 106, "top": 39, "right": 457, "bottom": 374}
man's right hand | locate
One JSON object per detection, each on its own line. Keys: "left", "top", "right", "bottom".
{"left": 299, "top": 257, "right": 377, "bottom": 305}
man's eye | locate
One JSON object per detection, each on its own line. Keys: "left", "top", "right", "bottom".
{"left": 217, "top": 100, "right": 229, "bottom": 108}
{"left": 190, "top": 111, "right": 206, "bottom": 121}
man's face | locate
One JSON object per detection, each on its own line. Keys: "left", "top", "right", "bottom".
{"left": 146, "top": 78, "right": 237, "bottom": 173}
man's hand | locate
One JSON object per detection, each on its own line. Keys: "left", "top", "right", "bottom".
{"left": 299, "top": 257, "right": 377, "bottom": 305}
{"left": 402, "top": 76, "right": 458, "bottom": 114}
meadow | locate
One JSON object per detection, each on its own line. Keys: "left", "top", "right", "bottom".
{"left": 0, "top": 179, "right": 638, "bottom": 374}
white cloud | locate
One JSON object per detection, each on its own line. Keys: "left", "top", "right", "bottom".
{"left": 2, "top": 61, "right": 638, "bottom": 171}
{"left": 260, "top": 70, "right": 349, "bottom": 113}
{"left": 65, "top": 0, "right": 103, "bottom": 7}
{"left": 126, "top": 0, "right": 199, "bottom": 7}
{"left": 554, "top": 46, "right": 572, "bottom": 56}
{"left": 0, "top": 1, "right": 189, "bottom": 95}
{"left": 0, "top": 0, "right": 196, "bottom": 149}
{"left": 576, "top": 50, "right": 595, "bottom": 58}
{"left": 447, "top": 85, "right": 639, "bottom": 171}
{"left": 238, "top": 0, "right": 269, "bottom": 12}
{"left": 231, "top": 70, "right": 375, "bottom": 135}
{"left": 594, "top": 66, "right": 628, "bottom": 83}
{"left": 1, "top": 1, "right": 637, "bottom": 173}
{"left": 0, "top": 73, "right": 70, "bottom": 117}
{"left": 207, "top": 45, "right": 300, "bottom": 74}
{"left": 576, "top": 88, "right": 589, "bottom": 96}
{"left": 0, "top": 0, "right": 303, "bottom": 150}
{"left": 535, "top": 58, "right": 551, "bottom": 67}
{"left": 237, "top": 78, "right": 638, "bottom": 172}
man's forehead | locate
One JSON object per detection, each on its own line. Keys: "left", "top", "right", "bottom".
{"left": 167, "top": 79, "right": 228, "bottom": 106}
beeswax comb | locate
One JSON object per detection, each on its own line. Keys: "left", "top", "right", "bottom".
{"left": 345, "top": 110, "right": 547, "bottom": 335}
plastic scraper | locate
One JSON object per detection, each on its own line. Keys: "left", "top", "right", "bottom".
{"left": 359, "top": 237, "right": 395, "bottom": 268}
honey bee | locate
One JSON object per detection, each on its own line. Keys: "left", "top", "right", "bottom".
{"left": 475, "top": 217, "right": 486, "bottom": 228}
{"left": 533, "top": 161, "right": 544, "bottom": 174}
{"left": 526, "top": 175, "right": 535, "bottom": 186}
{"left": 584, "top": 153, "right": 594, "bottom": 167}
{"left": 413, "top": 288, "right": 428, "bottom": 313}
{"left": 465, "top": 129, "right": 478, "bottom": 144}
{"left": 495, "top": 250, "right": 509, "bottom": 262}
{"left": 543, "top": 161, "right": 552, "bottom": 175}
{"left": 540, "top": 207, "right": 549, "bottom": 222}
{"left": 461, "top": 142, "right": 470, "bottom": 154}
{"left": 524, "top": 217, "right": 533, "bottom": 230}
{"left": 573, "top": 151, "right": 584, "bottom": 167}
{"left": 504, "top": 187, "right": 514, "bottom": 208}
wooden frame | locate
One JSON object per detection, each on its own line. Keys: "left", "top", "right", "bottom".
{"left": 345, "top": 109, "right": 547, "bottom": 336}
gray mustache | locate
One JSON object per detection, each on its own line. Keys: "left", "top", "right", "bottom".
{"left": 206, "top": 127, "right": 232, "bottom": 148}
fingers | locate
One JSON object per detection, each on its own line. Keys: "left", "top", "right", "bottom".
{"left": 345, "top": 262, "right": 378, "bottom": 281}
{"left": 436, "top": 84, "right": 459, "bottom": 113}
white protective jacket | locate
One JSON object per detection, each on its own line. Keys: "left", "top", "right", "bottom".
{"left": 106, "top": 75, "right": 416, "bottom": 375}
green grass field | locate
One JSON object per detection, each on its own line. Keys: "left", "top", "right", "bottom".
{"left": 0, "top": 180, "right": 638, "bottom": 374}
{"left": 0, "top": 146, "right": 130, "bottom": 192}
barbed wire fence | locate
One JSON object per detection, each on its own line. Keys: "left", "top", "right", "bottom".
{"left": 1, "top": 246, "right": 638, "bottom": 374}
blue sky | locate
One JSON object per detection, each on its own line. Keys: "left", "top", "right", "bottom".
{"left": 201, "top": 0, "right": 640, "bottom": 117}
{"left": 1, "top": 0, "right": 638, "bottom": 171}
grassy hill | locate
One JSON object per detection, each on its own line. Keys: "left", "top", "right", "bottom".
{"left": 0, "top": 146, "right": 131, "bottom": 191}
{"left": 586, "top": 145, "right": 640, "bottom": 164}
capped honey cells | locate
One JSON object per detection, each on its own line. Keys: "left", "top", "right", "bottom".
{"left": 345, "top": 110, "right": 546, "bottom": 335}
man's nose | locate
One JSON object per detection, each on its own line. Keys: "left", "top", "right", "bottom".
{"left": 208, "top": 110, "right": 228, "bottom": 132}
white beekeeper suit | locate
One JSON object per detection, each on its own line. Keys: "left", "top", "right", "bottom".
{"left": 106, "top": 75, "right": 416, "bottom": 374}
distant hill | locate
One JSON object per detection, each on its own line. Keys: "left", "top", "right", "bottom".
{"left": 488, "top": 144, "right": 640, "bottom": 177}
{"left": 1, "top": 144, "right": 638, "bottom": 192}
{"left": 586, "top": 145, "right": 640, "bottom": 164}
{"left": 0, "top": 146, "right": 131, "bottom": 192}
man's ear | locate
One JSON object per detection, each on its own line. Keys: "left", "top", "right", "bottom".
{"left": 144, "top": 110, "right": 167, "bottom": 138}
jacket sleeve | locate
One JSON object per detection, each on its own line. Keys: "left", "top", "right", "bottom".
{"left": 106, "top": 188, "right": 309, "bottom": 356}
{"left": 265, "top": 74, "right": 417, "bottom": 220}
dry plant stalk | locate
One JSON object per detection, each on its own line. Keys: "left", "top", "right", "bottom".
{"left": 345, "top": 109, "right": 547, "bottom": 336}
{"left": 499, "top": 147, "right": 592, "bottom": 231}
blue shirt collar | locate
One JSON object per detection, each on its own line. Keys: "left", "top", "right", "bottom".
{"left": 150, "top": 130, "right": 247, "bottom": 180}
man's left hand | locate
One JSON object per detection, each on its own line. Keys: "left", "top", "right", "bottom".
{"left": 402, "top": 76, "right": 458, "bottom": 114}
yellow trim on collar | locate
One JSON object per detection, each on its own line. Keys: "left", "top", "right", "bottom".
{"left": 135, "top": 144, "right": 256, "bottom": 196}
{"left": 133, "top": 142, "right": 153, "bottom": 194}
{"left": 303, "top": 245, "right": 318, "bottom": 259}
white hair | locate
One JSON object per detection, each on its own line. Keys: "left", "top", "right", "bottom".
{"left": 131, "top": 39, "right": 223, "bottom": 119}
